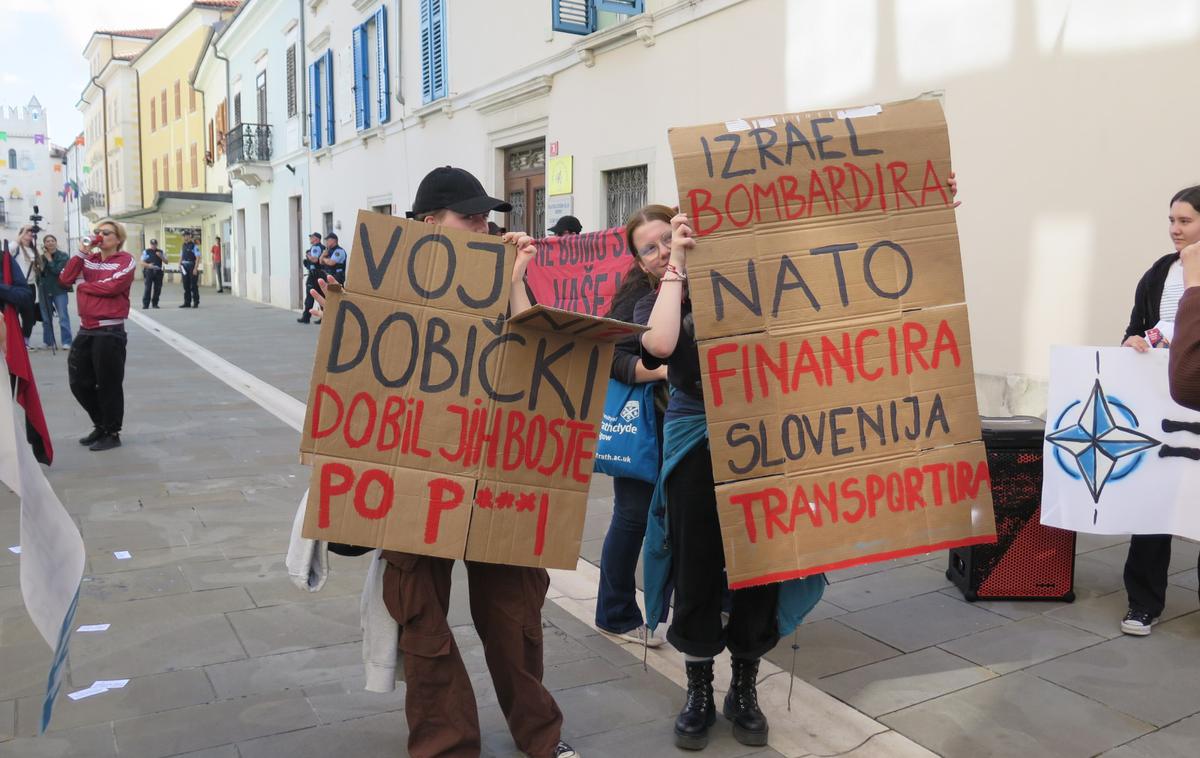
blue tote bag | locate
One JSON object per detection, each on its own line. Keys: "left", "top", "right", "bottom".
{"left": 593, "top": 378, "right": 660, "bottom": 483}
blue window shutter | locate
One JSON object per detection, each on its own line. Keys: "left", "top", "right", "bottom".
{"left": 353, "top": 23, "right": 368, "bottom": 130}
{"left": 309, "top": 61, "right": 321, "bottom": 149}
{"left": 430, "top": 0, "right": 446, "bottom": 101}
{"left": 552, "top": 0, "right": 595, "bottom": 35}
{"left": 596, "top": 0, "right": 644, "bottom": 14}
{"left": 420, "top": 0, "right": 433, "bottom": 103}
{"left": 376, "top": 5, "right": 390, "bottom": 123}
{"left": 324, "top": 49, "right": 335, "bottom": 145}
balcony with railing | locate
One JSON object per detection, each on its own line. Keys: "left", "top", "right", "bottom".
{"left": 81, "top": 191, "right": 107, "bottom": 218}
{"left": 225, "top": 123, "right": 273, "bottom": 186}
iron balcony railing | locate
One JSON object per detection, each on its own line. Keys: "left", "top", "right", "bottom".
{"left": 225, "top": 123, "right": 272, "bottom": 165}
{"left": 81, "top": 192, "right": 106, "bottom": 214}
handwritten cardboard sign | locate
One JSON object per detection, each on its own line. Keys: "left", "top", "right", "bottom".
{"left": 526, "top": 227, "right": 631, "bottom": 316}
{"left": 300, "top": 212, "right": 643, "bottom": 569}
{"left": 668, "top": 98, "right": 996, "bottom": 588}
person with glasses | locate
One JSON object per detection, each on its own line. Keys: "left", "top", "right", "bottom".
{"left": 594, "top": 204, "right": 671, "bottom": 648}
{"left": 59, "top": 219, "right": 136, "bottom": 451}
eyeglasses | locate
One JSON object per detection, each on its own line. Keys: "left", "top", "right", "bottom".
{"left": 637, "top": 229, "right": 673, "bottom": 258}
{"left": 95, "top": 230, "right": 116, "bottom": 237}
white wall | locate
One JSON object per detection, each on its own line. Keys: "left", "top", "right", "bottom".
{"left": 301, "top": 0, "right": 1200, "bottom": 415}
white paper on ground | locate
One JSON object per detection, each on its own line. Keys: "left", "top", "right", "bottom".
{"left": 67, "top": 685, "right": 109, "bottom": 701}
{"left": 77, "top": 624, "right": 111, "bottom": 632}
{"left": 7, "top": 545, "right": 19, "bottom": 554}
{"left": 113, "top": 551, "right": 132, "bottom": 560}
{"left": 92, "top": 679, "right": 128, "bottom": 690}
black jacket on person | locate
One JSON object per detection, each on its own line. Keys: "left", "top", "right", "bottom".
{"left": 1124, "top": 252, "right": 1180, "bottom": 341}
{"left": 606, "top": 274, "right": 654, "bottom": 384}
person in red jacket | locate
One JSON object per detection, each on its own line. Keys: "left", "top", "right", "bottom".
{"left": 59, "top": 218, "right": 136, "bottom": 452}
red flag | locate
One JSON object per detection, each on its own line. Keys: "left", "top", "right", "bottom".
{"left": 2, "top": 253, "right": 53, "bottom": 465}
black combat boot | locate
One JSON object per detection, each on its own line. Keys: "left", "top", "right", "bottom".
{"left": 675, "top": 659, "right": 716, "bottom": 750}
{"left": 723, "top": 657, "right": 768, "bottom": 746}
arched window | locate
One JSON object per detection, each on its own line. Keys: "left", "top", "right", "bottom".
{"left": 6, "top": 149, "right": 15, "bottom": 169}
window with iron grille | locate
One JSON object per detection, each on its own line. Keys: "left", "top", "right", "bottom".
{"left": 286, "top": 45, "right": 297, "bottom": 117}
{"left": 604, "top": 165, "right": 647, "bottom": 228}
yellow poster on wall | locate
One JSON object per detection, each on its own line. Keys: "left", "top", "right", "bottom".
{"left": 547, "top": 155, "right": 572, "bottom": 196}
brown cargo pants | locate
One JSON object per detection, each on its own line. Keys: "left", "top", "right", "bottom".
{"left": 381, "top": 551, "right": 563, "bottom": 758}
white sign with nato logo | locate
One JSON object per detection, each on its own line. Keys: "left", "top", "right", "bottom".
{"left": 1041, "top": 346, "right": 1200, "bottom": 539}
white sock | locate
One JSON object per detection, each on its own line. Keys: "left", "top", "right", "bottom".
{"left": 684, "top": 655, "right": 713, "bottom": 663}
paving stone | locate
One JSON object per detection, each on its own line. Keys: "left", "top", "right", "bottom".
{"left": 0, "top": 698, "right": 13, "bottom": 741}
{"left": 84, "top": 544, "right": 228, "bottom": 577}
{"left": 0, "top": 721, "right": 117, "bottom": 758}
{"left": 543, "top": 656, "right": 626, "bottom": 692}
{"left": 165, "top": 474, "right": 291, "bottom": 497}
{"left": 817, "top": 647, "right": 996, "bottom": 717}
{"left": 565, "top": 718, "right": 786, "bottom": 757}
{"left": 836, "top": 730, "right": 938, "bottom": 757}
{"left": 0, "top": 638, "right": 54, "bottom": 700}
{"left": 170, "top": 746, "right": 240, "bottom": 758}
{"left": 1075, "top": 533, "right": 1130, "bottom": 554}
{"left": 1046, "top": 585, "right": 1200, "bottom": 639}
{"left": 301, "top": 676, "right": 407, "bottom": 725}
{"left": 1031, "top": 611, "right": 1200, "bottom": 727}
{"left": 68, "top": 612, "right": 247, "bottom": 683}
{"left": 0, "top": 564, "right": 20, "bottom": 590}
{"left": 204, "top": 641, "right": 364, "bottom": 699}
{"left": 938, "top": 615, "right": 1106, "bottom": 674}
{"left": 80, "top": 564, "right": 191, "bottom": 604}
{"left": 826, "top": 554, "right": 937, "bottom": 583}
{"left": 880, "top": 672, "right": 1153, "bottom": 758}
{"left": 236, "top": 711, "right": 404, "bottom": 758}
{"left": 225, "top": 594, "right": 361, "bottom": 657}
{"left": 1100, "top": 712, "right": 1200, "bottom": 757}
{"left": 943, "top": 592, "right": 1071, "bottom": 621}
{"left": 1169, "top": 566, "right": 1198, "bottom": 591}
{"left": 113, "top": 691, "right": 317, "bottom": 757}
{"left": 838, "top": 591, "right": 1007, "bottom": 653}
{"left": 762, "top": 618, "right": 901, "bottom": 680}
{"left": 821, "top": 566, "right": 954, "bottom": 612}
{"left": 14, "top": 669, "right": 214, "bottom": 737}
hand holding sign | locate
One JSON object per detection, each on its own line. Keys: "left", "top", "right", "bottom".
{"left": 669, "top": 212, "right": 695, "bottom": 268}
{"left": 308, "top": 276, "right": 343, "bottom": 319}
{"left": 948, "top": 171, "right": 960, "bottom": 209}
{"left": 504, "top": 231, "right": 537, "bottom": 314}
{"left": 1182, "top": 240, "right": 1200, "bottom": 289}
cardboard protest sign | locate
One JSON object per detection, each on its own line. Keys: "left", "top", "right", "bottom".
{"left": 300, "top": 212, "right": 643, "bottom": 569}
{"left": 526, "top": 227, "right": 631, "bottom": 316}
{"left": 669, "top": 98, "right": 996, "bottom": 588}
{"left": 1042, "top": 346, "right": 1200, "bottom": 540}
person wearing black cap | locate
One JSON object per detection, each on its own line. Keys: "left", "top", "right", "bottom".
{"left": 548, "top": 214, "right": 582, "bottom": 236}
{"left": 318, "top": 233, "right": 347, "bottom": 285}
{"left": 140, "top": 238, "right": 165, "bottom": 309}
{"left": 311, "top": 166, "right": 575, "bottom": 758}
{"left": 298, "top": 232, "right": 324, "bottom": 324}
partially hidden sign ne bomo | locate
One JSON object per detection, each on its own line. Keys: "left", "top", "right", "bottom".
{"left": 668, "top": 98, "right": 997, "bottom": 588}
{"left": 299, "top": 212, "right": 643, "bottom": 569}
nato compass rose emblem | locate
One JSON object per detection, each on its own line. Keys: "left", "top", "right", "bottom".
{"left": 1047, "top": 362, "right": 1161, "bottom": 505}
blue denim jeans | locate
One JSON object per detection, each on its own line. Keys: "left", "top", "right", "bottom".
{"left": 39, "top": 291, "right": 72, "bottom": 347}
{"left": 596, "top": 476, "right": 667, "bottom": 633}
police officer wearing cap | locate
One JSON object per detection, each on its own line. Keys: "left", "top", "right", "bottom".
{"left": 548, "top": 215, "right": 582, "bottom": 236}
{"left": 318, "top": 233, "right": 347, "bottom": 285}
{"left": 298, "top": 232, "right": 325, "bottom": 324}
{"left": 140, "top": 238, "right": 166, "bottom": 309}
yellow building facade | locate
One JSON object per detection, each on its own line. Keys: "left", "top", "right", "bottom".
{"left": 133, "top": 3, "right": 238, "bottom": 208}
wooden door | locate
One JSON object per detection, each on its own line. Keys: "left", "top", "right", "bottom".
{"left": 503, "top": 141, "right": 546, "bottom": 235}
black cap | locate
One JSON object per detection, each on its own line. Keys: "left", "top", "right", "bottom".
{"left": 150, "top": 239, "right": 158, "bottom": 244}
{"left": 549, "top": 215, "right": 582, "bottom": 235}
{"left": 408, "top": 166, "right": 512, "bottom": 219}
{"left": 325, "top": 233, "right": 338, "bottom": 241}
{"left": 309, "top": 231, "right": 321, "bottom": 239}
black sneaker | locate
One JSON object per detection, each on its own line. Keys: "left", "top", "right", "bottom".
{"left": 1118, "top": 606, "right": 1156, "bottom": 638}
{"left": 297, "top": 317, "right": 310, "bottom": 324}
{"left": 553, "top": 741, "right": 578, "bottom": 758}
{"left": 89, "top": 434, "right": 122, "bottom": 452}
{"left": 78, "top": 428, "right": 104, "bottom": 445}
{"left": 179, "top": 304, "right": 191, "bottom": 308}
{"left": 1121, "top": 609, "right": 1158, "bottom": 636}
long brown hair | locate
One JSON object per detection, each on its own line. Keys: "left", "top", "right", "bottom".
{"left": 607, "top": 203, "right": 674, "bottom": 316}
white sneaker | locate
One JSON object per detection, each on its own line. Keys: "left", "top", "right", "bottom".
{"left": 600, "top": 624, "right": 666, "bottom": 648}
{"left": 1120, "top": 609, "right": 1158, "bottom": 636}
